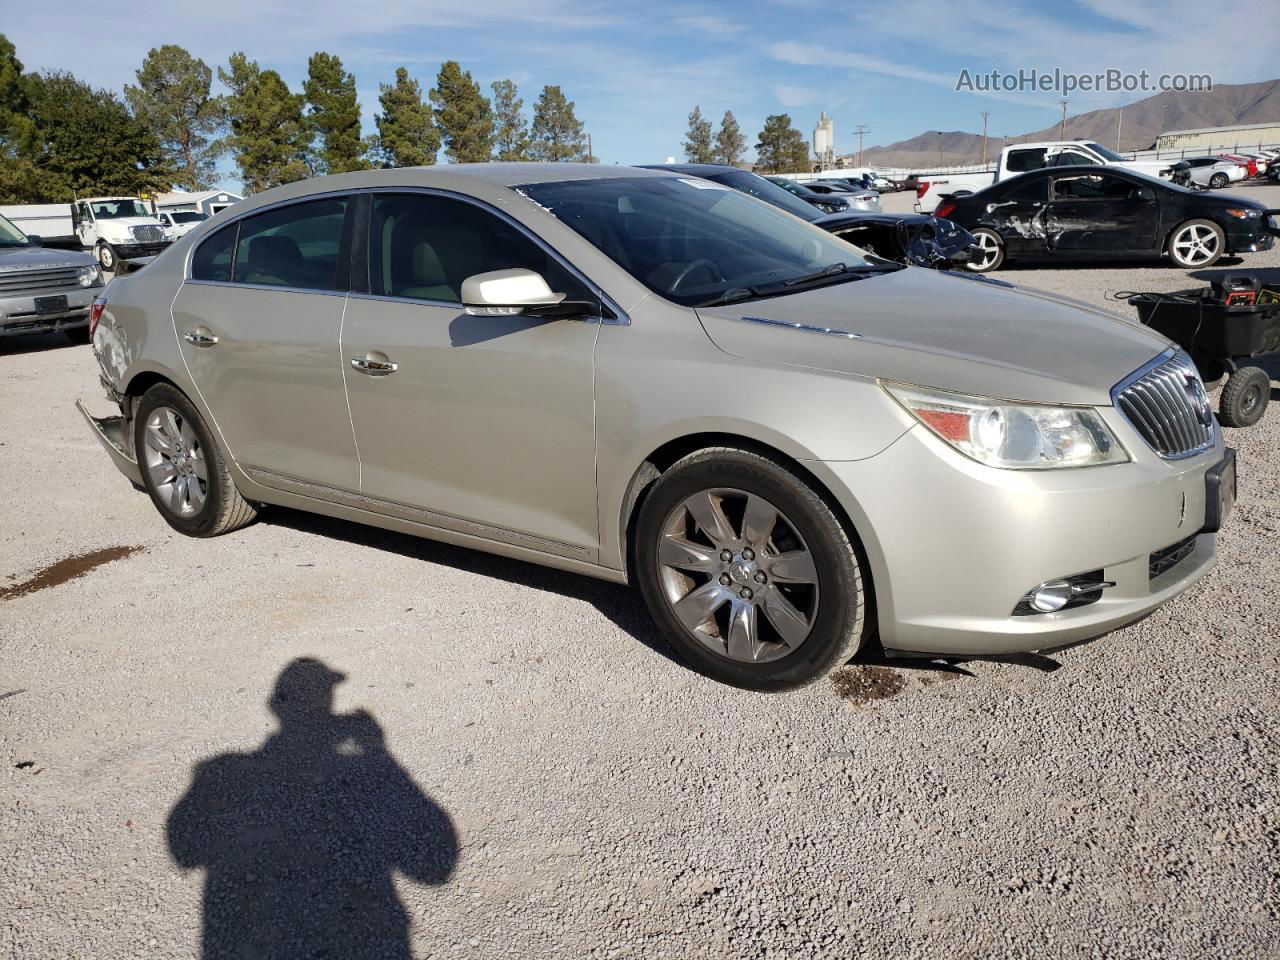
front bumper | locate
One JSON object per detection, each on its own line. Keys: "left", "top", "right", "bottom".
{"left": 0, "top": 285, "right": 101, "bottom": 337}
{"left": 815, "top": 419, "right": 1228, "bottom": 656}
{"left": 109, "top": 242, "right": 170, "bottom": 258}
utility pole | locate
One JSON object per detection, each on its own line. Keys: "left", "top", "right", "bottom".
{"left": 980, "top": 111, "right": 989, "bottom": 167}
{"left": 587, "top": 132, "right": 593, "bottom": 162}
{"left": 1116, "top": 107, "right": 1124, "bottom": 152}
{"left": 1058, "top": 99, "right": 1069, "bottom": 140}
{"left": 855, "top": 124, "right": 869, "bottom": 167}
{"left": 937, "top": 132, "right": 944, "bottom": 168}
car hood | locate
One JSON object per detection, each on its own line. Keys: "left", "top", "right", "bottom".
{"left": 0, "top": 245, "right": 95, "bottom": 272}
{"left": 695, "top": 266, "right": 1170, "bottom": 405}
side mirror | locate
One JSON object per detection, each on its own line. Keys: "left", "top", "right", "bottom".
{"left": 460, "top": 268, "right": 592, "bottom": 318}
{"left": 26, "top": 234, "right": 42, "bottom": 246}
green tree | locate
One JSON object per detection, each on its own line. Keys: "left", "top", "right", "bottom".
{"left": 125, "top": 45, "right": 224, "bottom": 191}
{"left": 23, "top": 71, "right": 167, "bottom": 200}
{"left": 755, "top": 114, "right": 810, "bottom": 173}
{"left": 219, "top": 53, "right": 311, "bottom": 192}
{"left": 373, "top": 67, "right": 438, "bottom": 167}
{"left": 304, "top": 51, "right": 368, "bottom": 174}
{"left": 491, "top": 78, "right": 530, "bottom": 162}
{"left": 714, "top": 110, "right": 746, "bottom": 166}
{"left": 682, "top": 106, "right": 714, "bottom": 163}
{"left": 430, "top": 61, "right": 493, "bottom": 163}
{"left": 0, "top": 34, "right": 45, "bottom": 202}
{"left": 529, "top": 85, "right": 589, "bottom": 162}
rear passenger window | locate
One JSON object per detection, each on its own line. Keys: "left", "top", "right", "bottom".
{"left": 191, "top": 223, "right": 237, "bottom": 282}
{"left": 368, "top": 193, "right": 590, "bottom": 305}
{"left": 1006, "top": 148, "right": 1047, "bottom": 173}
{"left": 232, "top": 197, "right": 349, "bottom": 291}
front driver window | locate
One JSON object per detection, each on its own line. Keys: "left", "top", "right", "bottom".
{"left": 368, "top": 193, "right": 591, "bottom": 306}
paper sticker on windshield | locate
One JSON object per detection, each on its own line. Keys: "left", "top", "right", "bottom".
{"left": 678, "top": 178, "right": 728, "bottom": 190}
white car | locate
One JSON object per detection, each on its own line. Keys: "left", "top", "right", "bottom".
{"left": 1177, "top": 157, "right": 1247, "bottom": 189}
{"left": 156, "top": 210, "right": 210, "bottom": 241}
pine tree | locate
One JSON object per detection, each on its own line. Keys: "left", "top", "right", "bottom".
{"left": 682, "top": 106, "right": 714, "bottom": 163}
{"left": 714, "top": 110, "right": 746, "bottom": 166}
{"left": 125, "top": 45, "right": 224, "bottom": 191}
{"left": 755, "top": 114, "right": 811, "bottom": 173}
{"left": 304, "top": 52, "right": 368, "bottom": 174}
{"left": 491, "top": 79, "right": 530, "bottom": 162}
{"left": 529, "top": 85, "right": 589, "bottom": 162}
{"left": 219, "top": 53, "right": 311, "bottom": 192}
{"left": 430, "top": 61, "right": 493, "bottom": 163}
{"left": 0, "top": 34, "right": 44, "bottom": 202}
{"left": 373, "top": 67, "right": 438, "bottom": 168}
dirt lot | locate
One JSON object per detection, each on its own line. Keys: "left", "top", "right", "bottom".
{"left": 2, "top": 183, "right": 1278, "bottom": 959}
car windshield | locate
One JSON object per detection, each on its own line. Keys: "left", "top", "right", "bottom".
{"left": 1085, "top": 142, "right": 1127, "bottom": 163}
{"left": 0, "top": 213, "right": 30, "bottom": 247}
{"left": 91, "top": 199, "right": 153, "bottom": 219}
{"left": 171, "top": 211, "right": 208, "bottom": 223}
{"left": 517, "top": 176, "right": 882, "bottom": 307}
{"left": 701, "top": 169, "right": 821, "bottom": 222}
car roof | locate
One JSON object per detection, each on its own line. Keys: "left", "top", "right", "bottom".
{"left": 638, "top": 163, "right": 745, "bottom": 176}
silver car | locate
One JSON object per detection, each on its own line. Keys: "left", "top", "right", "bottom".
{"left": 80, "top": 165, "right": 1234, "bottom": 690}
{"left": 0, "top": 212, "right": 104, "bottom": 342}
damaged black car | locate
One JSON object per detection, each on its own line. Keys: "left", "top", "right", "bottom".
{"left": 935, "top": 165, "right": 1279, "bottom": 272}
{"left": 639, "top": 163, "right": 977, "bottom": 270}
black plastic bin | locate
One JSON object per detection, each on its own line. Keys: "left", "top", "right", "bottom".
{"left": 1127, "top": 288, "right": 1280, "bottom": 359}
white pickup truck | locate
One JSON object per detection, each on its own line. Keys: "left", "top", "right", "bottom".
{"left": 915, "top": 141, "right": 1173, "bottom": 213}
{"left": 72, "top": 197, "right": 172, "bottom": 272}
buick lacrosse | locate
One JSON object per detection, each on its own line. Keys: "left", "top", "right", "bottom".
{"left": 80, "top": 165, "right": 1234, "bottom": 689}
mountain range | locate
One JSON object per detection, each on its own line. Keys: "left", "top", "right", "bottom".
{"left": 854, "top": 79, "right": 1280, "bottom": 168}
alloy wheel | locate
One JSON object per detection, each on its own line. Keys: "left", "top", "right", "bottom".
{"left": 142, "top": 405, "right": 209, "bottom": 517}
{"left": 656, "top": 488, "right": 819, "bottom": 664}
{"left": 968, "top": 231, "right": 1000, "bottom": 270}
{"left": 1172, "top": 224, "right": 1220, "bottom": 266}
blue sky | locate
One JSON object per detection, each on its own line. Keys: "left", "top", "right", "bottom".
{"left": 5, "top": 0, "right": 1278, "bottom": 190}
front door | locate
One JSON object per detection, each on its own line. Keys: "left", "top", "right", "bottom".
{"left": 1046, "top": 172, "right": 1159, "bottom": 253}
{"left": 173, "top": 195, "right": 359, "bottom": 493}
{"left": 341, "top": 191, "right": 602, "bottom": 560}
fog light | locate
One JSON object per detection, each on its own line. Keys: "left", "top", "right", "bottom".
{"left": 1028, "top": 580, "right": 1072, "bottom": 613}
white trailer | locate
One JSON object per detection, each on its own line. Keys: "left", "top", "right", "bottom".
{"left": 0, "top": 203, "right": 77, "bottom": 246}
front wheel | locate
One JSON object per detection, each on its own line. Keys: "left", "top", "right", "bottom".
{"left": 1167, "top": 219, "right": 1225, "bottom": 269}
{"left": 634, "top": 448, "right": 867, "bottom": 691}
{"left": 1209, "top": 172, "right": 1229, "bottom": 189}
{"left": 96, "top": 243, "right": 116, "bottom": 272}
{"left": 133, "top": 384, "right": 259, "bottom": 537}
{"left": 964, "top": 227, "right": 1005, "bottom": 272}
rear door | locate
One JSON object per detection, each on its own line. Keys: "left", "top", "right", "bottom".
{"left": 340, "top": 191, "right": 602, "bottom": 560}
{"left": 1045, "top": 172, "right": 1159, "bottom": 253}
{"left": 173, "top": 195, "right": 359, "bottom": 493}
{"left": 982, "top": 175, "right": 1049, "bottom": 257}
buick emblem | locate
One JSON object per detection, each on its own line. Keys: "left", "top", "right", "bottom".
{"left": 1183, "top": 372, "right": 1213, "bottom": 429}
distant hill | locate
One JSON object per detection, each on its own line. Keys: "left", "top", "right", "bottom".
{"left": 857, "top": 78, "right": 1280, "bottom": 168}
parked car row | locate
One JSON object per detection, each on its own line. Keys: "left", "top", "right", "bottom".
{"left": 77, "top": 162, "right": 1240, "bottom": 691}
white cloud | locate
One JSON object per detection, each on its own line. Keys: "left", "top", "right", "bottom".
{"left": 773, "top": 84, "right": 822, "bottom": 107}
{"left": 672, "top": 14, "right": 746, "bottom": 35}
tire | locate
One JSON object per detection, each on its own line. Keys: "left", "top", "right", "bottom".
{"left": 964, "top": 227, "right": 1005, "bottom": 272}
{"left": 62, "top": 326, "right": 91, "bottom": 345}
{"left": 1218, "top": 366, "right": 1271, "bottom": 428}
{"left": 1209, "top": 173, "right": 1229, "bottom": 189}
{"left": 96, "top": 243, "right": 116, "bottom": 272}
{"left": 1167, "top": 219, "right": 1225, "bottom": 269}
{"left": 634, "top": 447, "right": 867, "bottom": 691}
{"left": 133, "top": 383, "right": 259, "bottom": 537}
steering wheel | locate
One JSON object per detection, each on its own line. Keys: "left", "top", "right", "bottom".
{"left": 669, "top": 258, "right": 724, "bottom": 293}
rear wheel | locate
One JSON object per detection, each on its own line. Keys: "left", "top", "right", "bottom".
{"left": 964, "top": 227, "right": 1004, "bottom": 272}
{"left": 1218, "top": 366, "right": 1271, "bottom": 427}
{"left": 134, "top": 384, "right": 259, "bottom": 537}
{"left": 634, "top": 448, "right": 867, "bottom": 691}
{"left": 1209, "top": 172, "right": 1229, "bottom": 189}
{"left": 1167, "top": 219, "right": 1225, "bottom": 269}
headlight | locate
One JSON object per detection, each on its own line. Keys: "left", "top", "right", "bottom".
{"left": 77, "top": 264, "right": 103, "bottom": 287}
{"left": 884, "top": 382, "right": 1129, "bottom": 469}
{"left": 1224, "top": 207, "right": 1260, "bottom": 219}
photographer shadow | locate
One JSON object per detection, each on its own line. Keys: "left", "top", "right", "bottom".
{"left": 167, "top": 658, "right": 457, "bottom": 959}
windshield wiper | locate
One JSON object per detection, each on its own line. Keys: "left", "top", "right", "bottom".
{"left": 784, "top": 261, "right": 848, "bottom": 287}
{"left": 697, "top": 286, "right": 762, "bottom": 307}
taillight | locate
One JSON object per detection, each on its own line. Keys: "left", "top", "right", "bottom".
{"left": 935, "top": 201, "right": 956, "bottom": 219}
{"left": 88, "top": 297, "right": 106, "bottom": 337}
{"left": 916, "top": 180, "right": 930, "bottom": 199}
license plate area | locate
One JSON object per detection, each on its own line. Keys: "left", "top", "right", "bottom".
{"left": 34, "top": 295, "right": 69, "bottom": 316}
{"left": 1202, "top": 447, "right": 1236, "bottom": 534}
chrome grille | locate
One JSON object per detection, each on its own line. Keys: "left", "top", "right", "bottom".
{"left": 1113, "top": 352, "right": 1215, "bottom": 459}
{"left": 0, "top": 267, "right": 80, "bottom": 293}
{"left": 130, "top": 225, "right": 165, "bottom": 243}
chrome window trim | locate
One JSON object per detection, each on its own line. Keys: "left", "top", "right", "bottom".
{"left": 182, "top": 184, "right": 630, "bottom": 326}
{"left": 183, "top": 278, "right": 348, "bottom": 299}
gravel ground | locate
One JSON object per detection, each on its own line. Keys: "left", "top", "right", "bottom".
{"left": 2, "top": 184, "right": 1278, "bottom": 959}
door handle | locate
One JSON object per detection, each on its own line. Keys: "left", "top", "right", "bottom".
{"left": 351, "top": 356, "right": 398, "bottom": 376}
{"left": 183, "top": 329, "right": 218, "bottom": 347}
